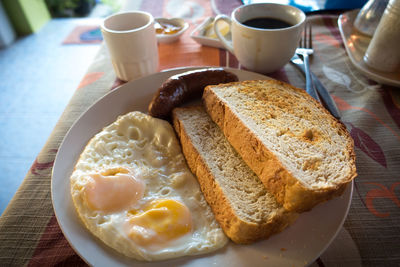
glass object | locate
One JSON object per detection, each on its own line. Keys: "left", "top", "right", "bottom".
{"left": 354, "top": 0, "right": 389, "bottom": 36}
{"left": 364, "top": 0, "right": 400, "bottom": 72}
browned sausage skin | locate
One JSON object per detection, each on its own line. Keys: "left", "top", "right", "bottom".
{"left": 148, "top": 68, "right": 238, "bottom": 119}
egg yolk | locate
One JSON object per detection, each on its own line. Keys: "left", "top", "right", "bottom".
{"left": 127, "top": 199, "right": 192, "bottom": 249}
{"left": 84, "top": 167, "right": 145, "bottom": 213}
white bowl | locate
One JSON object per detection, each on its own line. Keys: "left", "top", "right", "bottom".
{"left": 155, "top": 17, "right": 189, "bottom": 43}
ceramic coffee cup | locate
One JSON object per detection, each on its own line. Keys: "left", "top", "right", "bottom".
{"left": 214, "top": 3, "right": 305, "bottom": 73}
{"left": 101, "top": 11, "right": 159, "bottom": 81}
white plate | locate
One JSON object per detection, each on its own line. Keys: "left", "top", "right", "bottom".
{"left": 338, "top": 10, "right": 400, "bottom": 87}
{"left": 190, "top": 17, "right": 229, "bottom": 49}
{"left": 52, "top": 67, "right": 353, "bottom": 267}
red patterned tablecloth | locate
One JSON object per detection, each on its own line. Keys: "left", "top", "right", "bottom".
{"left": 0, "top": 0, "right": 399, "bottom": 266}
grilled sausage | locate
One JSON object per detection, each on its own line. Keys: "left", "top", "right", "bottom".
{"left": 148, "top": 68, "right": 238, "bottom": 119}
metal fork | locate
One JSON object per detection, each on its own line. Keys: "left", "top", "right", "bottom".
{"left": 296, "top": 23, "right": 320, "bottom": 101}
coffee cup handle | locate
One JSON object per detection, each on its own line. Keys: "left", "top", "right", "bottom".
{"left": 213, "top": 15, "right": 234, "bottom": 54}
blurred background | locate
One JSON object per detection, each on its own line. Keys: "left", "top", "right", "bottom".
{"left": 0, "top": 0, "right": 136, "bottom": 214}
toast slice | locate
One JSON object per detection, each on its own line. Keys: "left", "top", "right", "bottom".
{"left": 172, "top": 106, "right": 297, "bottom": 244}
{"left": 203, "top": 79, "right": 357, "bottom": 212}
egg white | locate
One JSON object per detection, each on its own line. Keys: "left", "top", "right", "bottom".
{"left": 70, "top": 111, "right": 228, "bottom": 261}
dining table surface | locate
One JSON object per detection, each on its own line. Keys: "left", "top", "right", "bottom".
{"left": 0, "top": 0, "right": 399, "bottom": 266}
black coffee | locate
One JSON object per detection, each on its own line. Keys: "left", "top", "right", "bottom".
{"left": 242, "top": 17, "right": 292, "bottom": 29}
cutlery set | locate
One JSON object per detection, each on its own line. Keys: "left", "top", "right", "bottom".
{"left": 291, "top": 23, "right": 341, "bottom": 119}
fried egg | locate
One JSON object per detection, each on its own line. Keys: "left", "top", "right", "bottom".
{"left": 70, "top": 111, "right": 227, "bottom": 261}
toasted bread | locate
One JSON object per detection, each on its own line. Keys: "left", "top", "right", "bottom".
{"left": 203, "top": 79, "right": 357, "bottom": 212}
{"left": 172, "top": 106, "right": 297, "bottom": 244}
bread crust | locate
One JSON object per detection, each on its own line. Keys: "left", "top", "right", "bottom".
{"left": 203, "top": 80, "right": 357, "bottom": 212}
{"left": 172, "top": 107, "right": 298, "bottom": 244}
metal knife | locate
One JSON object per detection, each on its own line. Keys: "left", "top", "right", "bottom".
{"left": 290, "top": 55, "right": 341, "bottom": 119}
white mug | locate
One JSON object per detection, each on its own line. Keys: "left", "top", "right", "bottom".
{"left": 214, "top": 3, "right": 305, "bottom": 73}
{"left": 101, "top": 11, "right": 159, "bottom": 81}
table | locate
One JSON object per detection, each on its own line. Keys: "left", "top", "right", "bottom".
{"left": 0, "top": 0, "right": 399, "bottom": 266}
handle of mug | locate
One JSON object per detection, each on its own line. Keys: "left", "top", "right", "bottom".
{"left": 213, "top": 15, "right": 234, "bottom": 54}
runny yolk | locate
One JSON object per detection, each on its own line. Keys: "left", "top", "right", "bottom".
{"left": 84, "top": 167, "right": 145, "bottom": 213}
{"left": 126, "top": 199, "right": 192, "bottom": 249}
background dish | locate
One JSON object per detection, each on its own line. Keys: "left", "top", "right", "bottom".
{"left": 52, "top": 67, "right": 353, "bottom": 267}
{"left": 338, "top": 10, "right": 400, "bottom": 87}
{"left": 155, "top": 18, "right": 188, "bottom": 43}
{"left": 190, "top": 17, "right": 228, "bottom": 49}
